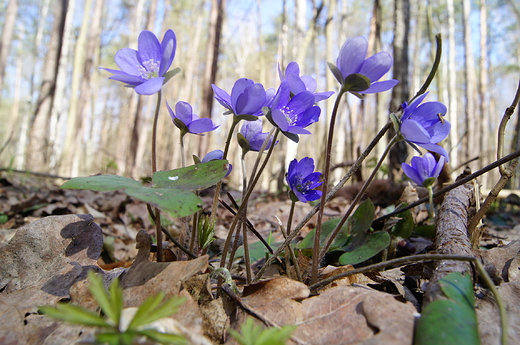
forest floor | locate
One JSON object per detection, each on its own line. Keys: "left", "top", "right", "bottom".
{"left": 1, "top": 172, "right": 520, "bottom": 344}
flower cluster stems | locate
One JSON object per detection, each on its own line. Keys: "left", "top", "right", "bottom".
{"left": 312, "top": 89, "right": 346, "bottom": 283}
{"left": 219, "top": 129, "right": 280, "bottom": 271}
{"left": 151, "top": 91, "right": 164, "bottom": 262}
{"left": 318, "top": 135, "right": 400, "bottom": 264}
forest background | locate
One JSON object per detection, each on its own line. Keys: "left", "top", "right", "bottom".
{"left": 0, "top": 0, "right": 519, "bottom": 193}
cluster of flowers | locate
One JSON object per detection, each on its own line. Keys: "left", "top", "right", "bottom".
{"left": 102, "top": 30, "right": 450, "bottom": 202}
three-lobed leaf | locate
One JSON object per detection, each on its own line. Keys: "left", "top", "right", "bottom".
{"left": 152, "top": 160, "right": 228, "bottom": 190}
{"left": 38, "top": 304, "right": 110, "bottom": 328}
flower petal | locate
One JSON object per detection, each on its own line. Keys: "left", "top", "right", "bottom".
{"left": 159, "top": 29, "right": 176, "bottom": 76}
{"left": 272, "top": 109, "right": 289, "bottom": 132}
{"left": 402, "top": 92, "right": 429, "bottom": 119}
{"left": 174, "top": 101, "right": 195, "bottom": 124}
{"left": 231, "top": 79, "right": 255, "bottom": 110}
{"left": 235, "top": 84, "right": 266, "bottom": 115}
{"left": 286, "top": 91, "right": 315, "bottom": 116}
{"left": 287, "top": 126, "right": 312, "bottom": 135}
{"left": 358, "top": 52, "right": 393, "bottom": 82}
{"left": 212, "top": 84, "right": 232, "bottom": 111}
{"left": 401, "top": 119, "right": 431, "bottom": 144}
{"left": 418, "top": 143, "right": 449, "bottom": 161}
{"left": 427, "top": 121, "right": 451, "bottom": 143}
{"left": 134, "top": 77, "right": 164, "bottom": 95}
{"left": 360, "top": 79, "right": 399, "bottom": 94}
{"left": 107, "top": 73, "right": 144, "bottom": 86}
{"left": 202, "top": 150, "right": 224, "bottom": 163}
{"left": 138, "top": 30, "right": 162, "bottom": 66}
{"left": 188, "top": 118, "right": 219, "bottom": 134}
{"left": 336, "top": 36, "right": 367, "bottom": 77}
{"left": 114, "top": 48, "right": 142, "bottom": 76}
{"left": 401, "top": 162, "right": 425, "bottom": 186}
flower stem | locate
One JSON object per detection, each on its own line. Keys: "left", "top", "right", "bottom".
{"left": 180, "top": 134, "right": 187, "bottom": 168}
{"left": 427, "top": 186, "right": 435, "bottom": 220}
{"left": 318, "top": 135, "right": 400, "bottom": 263}
{"left": 252, "top": 122, "right": 391, "bottom": 283}
{"left": 240, "top": 153, "right": 252, "bottom": 283}
{"left": 210, "top": 117, "right": 240, "bottom": 220}
{"left": 151, "top": 90, "right": 163, "bottom": 262}
{"left": 284, "top": 199, "right": 297, "bottom": 279}
{"left": 220, "top": 129, "right": 280, "bottom": 271}
{"left": 312, "top": 89, "right": 346, "bottom": 284}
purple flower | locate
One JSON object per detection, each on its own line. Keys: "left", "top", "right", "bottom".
{"left": 401, "top": 153, "right": 445, "bottom": 187}
{"left": 279, "top": 62, "right": 334, "bottom": 102}
{"left": 270, "top": 81, "right": 321, "bottom": 135}
{"left": 212, "top": 78, "right": 275, "bottom": 117}
{"left": 286, "top": 157, "right": 323, "bottom": 203}
{"left": 166, "top": 101, "right": 219, "bottom": 135}
{"left": 238, "top": 119, "right": 275, "bottom": 153}
{"left": 202, "top": 150, "right": 232, "bottom": 177}
{"left": 334, "top": 36, "right": 398, "bottom": 94}
{"left": 101, "top": 30, "right": 176, "bottom": 95}
{"left": 400, "top": 92, "right": 451, "bottom": 160}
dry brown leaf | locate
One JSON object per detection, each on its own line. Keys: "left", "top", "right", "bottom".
{"left": 119, "top": 229, "right": 209, "bottom": 306}
{"left": 478, "top": 240, "right": 520, "bottom": 283}
{"left": 234, "top": 277, "right": 416, "bottom": 345}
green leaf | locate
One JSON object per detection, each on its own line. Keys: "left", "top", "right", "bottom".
{"left": 152, "top": 160, "right": 228, "bottom": 190}
{"left": 349, "top": 198, "right": 375, "bottom": 234}
{"left": 163, "top": 67, "right": 181, "bottom": 85}
{"left": 235, "top": 232, "right": 280, "bottom": 262}
{"left": 280, "top": 130, "right": 300, "bottom": 143}
{"left": 414, "top": 224, "right": 436, "bottom": 238}
{"left": 236, "top": 114, "right": 261, "bottom": 122}
{"left": 108, "top": 277, "right": 123, "bottom": 327}
{"left": 338, "top": 231, "right": 390, "bottom": 265}
{"left": 87, "top": 271, "right": 119, "bottom": 324}
{"left": 38, "top": 304, "right": 110, "bottom": 328}
{"left": 391, "top": 208, "right": 414, "bottom": 239}
{"left": 414, "top": 272, "right": 480, "bottom": 345}
{"left": 128, "top": 294, "right": 185, "bottom": 330}
{"left": 297, "top": 218, "right": 350, "bottom": 254}
{"left": 125, "top": 187, "right": 202, "bottom": 218}
{"left": 61, "top": 175, "right": 141, "bottom": 191}
{"left": 327, "top": 62, "right": 344, "bottom": 85}
{"left": 229, "top": 317, "right": 297, "bottom": 345}
{"left": 138, "top": 330, "right": 188, "bottom": 345}
{"left": 343, "top": 73, "right": 371, "bottom": 92}
{"left": 128, "top": 293, "right": 166, "bottom": 330}
{"left": 97, "top": 331, "right": 136, "bottom": 345}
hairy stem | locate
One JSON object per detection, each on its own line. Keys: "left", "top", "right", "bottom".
{"left": 151, "top": 91, "right": 163, "bottom": 262}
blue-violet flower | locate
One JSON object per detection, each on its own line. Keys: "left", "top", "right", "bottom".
{"left": 271, "top": 80, "right": 321, "bottom": 135}
{"left": 400, "top": 92, "right": 451, "bottom": 160}
{"left": 101, "top": 30, "right": 176, "bottom": 95}
{"left": 279, "top": 61, "right": 334, "bottom": 102}
{"left": 238, "top": 119, "right": 275, "bottom": 152}
{"left": 167, "top": 101, "right": 219, "bottom": 135}
{"left": 401, "top": 153, "right": 445, "bottom": 187}
{"left": 212, "top": 78, "right": 275, "bottom": 117}
{"left": 286, "top": 157, "right": 323, "bottom": 203}
{"left": 202, "top": 150, "right": 232, "bottom": 177}
{"left": 335, "top": 36, "right": 398, "bottom": 93}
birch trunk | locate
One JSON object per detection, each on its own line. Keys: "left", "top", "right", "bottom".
{"left": 0, "top": 0, "right": 18, "bottom": 92}
{"left": 462, "top": 0, "right": 477, "bottom": 163}
{"left": 27, "top": 0, "right": 69, "bottom": 171}
{"left": 446, "top": 0, "right": 459, "bottom": 169}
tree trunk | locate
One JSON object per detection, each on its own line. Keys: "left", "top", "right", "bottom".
{"left": 200, "top": 0, "right": 226, "bottom": 157}
{"left": 0, "top": 0, "right": 18, "bottom": 93}
{"left": 27, "top": 0, "right": 69, "bottom": 171}
{"left": 388, "top": 0, "right": 410, "bottom": 181}
{"left": 478, "top": 0, "right": 491, "bottom": 187}
{"left": 462, "top": 0, "right": 477, "bottom": 163}
{"left": 446, "top": 0, "right": 459, "bottom": 170}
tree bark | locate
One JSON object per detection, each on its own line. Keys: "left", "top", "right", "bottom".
{"left": 388, "top": 0, "right": 410, "bottom": 181}
{"left": 0, "top": 0, "right": 18, "bottom": 93}
{"left": 446, "top": 0, "right": 459, "bottom": 169}
{"left": 200, "top": 0, "right": 226, "bottom": 157}
{"left": 27, "top": 0, "right": 69, "bottom": 171}
{"left": 462, "top": 0, "right": 477, "bottom": 162}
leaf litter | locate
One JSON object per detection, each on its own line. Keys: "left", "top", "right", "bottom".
{"left": 1, "top": 175, "right": 520, "bottom": 344}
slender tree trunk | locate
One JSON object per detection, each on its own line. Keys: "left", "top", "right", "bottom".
{"left": 388, "top": 0, "right": 410, "bottom": 181}
{"left": 27, "top": 0, "right": 69, "bottom": 171}
{"left": 478, "top": 0, "right": 491, "bottom": 187}
{"left": 0, "top": 0, "right": 18, "bottom": 93}
{"left": 446, "top": 0, "right": 459, "bottom": 170}
{"left": 462, "top": 0, "right": 477, "bottom": 163}
{"left": 200, "top": 0, "right": 226, "bottom": 157}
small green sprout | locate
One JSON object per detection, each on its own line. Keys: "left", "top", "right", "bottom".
{"left": 39, "top": 270, "right": 187, "bottom": 345}
{"left": 228, "top": 317, "right": 297, "bottom": 345}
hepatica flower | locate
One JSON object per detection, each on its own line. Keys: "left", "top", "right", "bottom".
{"left": 212, "top": 78, "right": 274, "bottom": 117}
{"left": 400, "top": 92, "right": 451, "bottom": 160}
{"left": 101, "top": 30, "right": 176, "bottom": 95}
{"left": 279, "top": 62, "right": 334, "bottom": 102}
{"left": 332, "top": 36, "right": 398, "bottom": 94}
{"left": 286, "top": 157, "right": 323, "bottom": 203}
{"left": 238, "top": 119, "right": 275, "bottom": 154}
{"left": 270, "top": 80, "right": 321, "bottom": 136}
{"left": 402, "top": 153, "right": 445, "bottom": 188}
{"left": 166, "top": 101, "right": 219, "bottom": 135}
{"left": 202, "top": 150, "right": 232, "bottom": 177}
